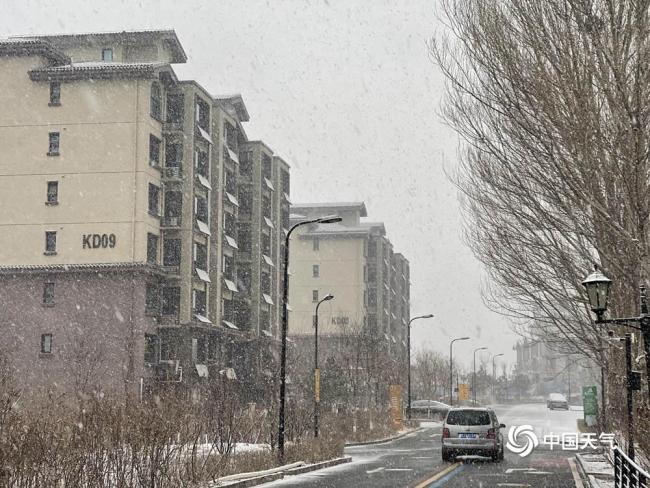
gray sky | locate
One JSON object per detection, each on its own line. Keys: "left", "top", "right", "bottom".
{"left": 3, "top": 0, "right": 519, "bottom": 369}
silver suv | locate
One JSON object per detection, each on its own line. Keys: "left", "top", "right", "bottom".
{"left": 441, "top": 407, "right": 505, "bottom": 461}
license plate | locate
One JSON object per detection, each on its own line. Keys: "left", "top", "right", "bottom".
{"left": 459, "top": 433, "right": 478, "bottom": 439}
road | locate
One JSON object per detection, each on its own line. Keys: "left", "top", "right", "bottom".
{"left": 259, "top": 403, "right": 591, "bottom": 488}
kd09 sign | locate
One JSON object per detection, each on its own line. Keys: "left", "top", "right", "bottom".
{"left": 82, "top": 234, "right": 116, "bottom": 249}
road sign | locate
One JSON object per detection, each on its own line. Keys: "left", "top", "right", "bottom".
{"left": 582, "top": 386, "right": 598, "bottom": 427}
{"left": 458, "top": 383, "right": 470, "bottom": 401}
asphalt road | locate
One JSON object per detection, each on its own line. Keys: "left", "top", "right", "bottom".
{"left": 259, "top": 403, "right": 591, "bottom": 488}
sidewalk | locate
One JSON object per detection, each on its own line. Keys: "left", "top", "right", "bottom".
{"left": 575, "top": 451, "right": 614, "bottom": 488}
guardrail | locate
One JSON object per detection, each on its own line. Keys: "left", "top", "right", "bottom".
{"left": 614, "top": 446, "right": 649, "bottom": 487}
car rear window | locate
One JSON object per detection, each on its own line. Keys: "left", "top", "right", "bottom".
{"left": 446, "top": 410, "right": 491, "bottom": 426}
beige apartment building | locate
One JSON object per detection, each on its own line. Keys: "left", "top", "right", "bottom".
{"left": 0, "top": 30, "right": 289, "bottom": 401}
{"left": 287, "top": 202, "right": 410, "bottom": 359}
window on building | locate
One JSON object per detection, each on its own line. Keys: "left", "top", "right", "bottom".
{"left": 161, "top": 287, "right": 180, "bottom": 316}
{"left": 223, "top": 254, "right": 234, "bottom": 280}
{"left": 45, "top": 231, "right": 57, "bottom": 254}
{"left": 101, "top": 48, "right": 113, "bottom": 61}
{"left": 159, "top": 333, "right": 178, "bottom": 361}
{"left": 43, "top": 281, "right": 55, "bottom": 306}
{"left": 144, "top": 334, "right": 158, "bottom": 364}
{"left": 49, "top": 82, "right": 61, "bottom": 106}
{"left": 46, "top": 181, "right": 58, "bottom": 205}
{"left": 313, "top": 264, "right": 320, "bottom": 278}
{"left": 193, "top": 289, "right": 207, "bottom": 315}
{"left": 261, "top": 271, "right": 271, "bottom": 294}
{"left": 41, "top": 334, "right": 52, "bottom": 354}
{"left": 145, "top": 283, "right": 160, "bottom": 314}
{"left": 223, "top": 298, "right": 234, "bottom": 321}
{"left": 223, "top": 211, "right": 236, "bottom": 236}
{"left": 163, "top": 190, "right": 182, "bottom": 219}
{"left": 224, "top": 121, "right": 238, "bottom": 150}
{"left": 149, "top": 135, "right": 161, "bottom": 167}
{"left": 195, "top": 195, "right": 209, "bottom": 223}
{"left": 312, "top": 290, "right": 319, "bottom": 302}
{"left": 150, "top": 82, "right": 162, "bottom": 121}
{"left": 195, "top": 97, "right": 210, "bottom": 132}
{"left": 224, "top": 168, "right": 237, "bottom": 194}
{"left": 261, "top": 234, "right": 271, "bottom": 256}
{"left": 48, "top": 132, "right": 60, "bottom": 156}
{"left": 313, "top": 238, "right": 319, "bottom": 251}
{"left": 165, "top": 142, "right": 183, "bottom": 168}
{"left": 261, "top": 153, "right": 272, "bottom": 180}
{"left": 193, "top": 241, "right": 207, "bottom": 270}
{"left": 148, "top": 183, "right": 160, "bottom": 216}
{"left": 147, "top": 233, "right": 159, "bottom": 264}
{"left": 166, "top": 93, "right": 184, "bottom": 125}
{"left": 163, "top": 238, "right": 181, "bottom": 267}
{"left": 195, "top": 149, "right": 209, "bottom": 177}
{"left": 239, "top": 151, "right": 253, "bottom": 177}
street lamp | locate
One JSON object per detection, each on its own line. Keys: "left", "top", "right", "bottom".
{"left": 473, "top": 347, "right": 488, "bottom": 404}
{"left": 581, "top": 267, "right": 650, "bottom": 378}
{"left": 314, "top": 293, "right": 334, "bottom": 438}
{"left": 492, "top": 353, "right": 504, "bottom": 401}
{"left": 278, "top": 215, "right": 342, "bottom": 462}
{"left": 449, "top": 337, "right": 470, "bottom": 405}
{"left": 406, "top": 314, "right": 434, "bottom": 420}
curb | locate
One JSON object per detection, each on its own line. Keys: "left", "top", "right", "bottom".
{"left": 345, "top": 427, "right": 423, "bottom": 447}
{"left": 574, "top": 452, "right": 615, "bottom": 488}
{"left": 285, "top": 456, "right": 352, "bottom": 475}
{"left": 216, "top": 456, "right": 352, "bottom": 487}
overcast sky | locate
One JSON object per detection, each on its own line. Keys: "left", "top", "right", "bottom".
{"left": 3, "top": 0, "right": 519, "bottom": 369}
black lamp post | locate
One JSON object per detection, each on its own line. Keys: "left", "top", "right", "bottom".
{"left": 449, "top": 337, "right": 469, "bottom": 405}
{"left": 314, "top": 293, "right": 334, "bottom": 438}
{"left": 406, "top": 314, "right": 434, "bottom": 420}
{"left": 473, "top": 346, "right": 488, "bottom": 404}
{"left": 278, "top": 215, "right": 341, "bottom": 463}
{"left": 581, "top": 265, "right": 648, "bottom": 460}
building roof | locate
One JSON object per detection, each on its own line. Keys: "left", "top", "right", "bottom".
{"left": 359, "top": 221, "right": 386, "bottom": 234}
{"left": 29, "top": 61, "right": 168, "bottom": 81}
{"left": 292, "top": 202, "right": 368, "bottom": 217}
{"left": 215, "top": 94, "right": 250, "bottom": 122}
{"left": 12, "top": 29, "right": 187, "bottom": 63}
{"left": 0, "top": 38, "right": 70, "bottom": 64}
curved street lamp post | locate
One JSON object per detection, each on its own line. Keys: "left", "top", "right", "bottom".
{"left": 449, "top": 337, "right": 470, "bottom": 405}
{"left": 473, "top": 346, "right": 488, "bottom": 404}
{"left": 406, "top": 314, "right": 434, "bottom": 420}
{"left": 278, "top": 215, "right": 341, "bottom": 463}
{"left": 491, "top": 353, "right": 504, "bottom": 401}
{"left": 314, "top": 293, "right": 334, "bottom": 438}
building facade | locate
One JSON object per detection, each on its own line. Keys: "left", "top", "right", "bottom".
{"left": 0, "top": 30, "right": 288, "bottom": 401}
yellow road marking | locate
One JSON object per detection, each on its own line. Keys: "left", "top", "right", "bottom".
{"left": 414, "top": 462, "right": 462, "bottom": 488}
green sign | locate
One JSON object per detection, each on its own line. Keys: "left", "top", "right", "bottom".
{"left": 583, "top": 386, "right": 598, "bottom": 417}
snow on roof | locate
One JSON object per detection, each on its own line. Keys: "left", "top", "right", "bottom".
{"left": 292, "top": 202, "right": 367, "bottom": 217}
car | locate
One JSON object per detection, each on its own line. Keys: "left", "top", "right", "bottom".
{"left": 441, "top": 407, "right": 505, "bottom": 462}
{"left": 547, "top": 393, "right": 569, "bottom": 410}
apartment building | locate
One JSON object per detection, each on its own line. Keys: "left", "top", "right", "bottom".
{"left": 0, "top": 30, "right": 288, "bottom": 401}
{"left": 287, "top": 202, "right": 410, "bottom": 359}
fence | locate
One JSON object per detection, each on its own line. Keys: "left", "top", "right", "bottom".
{"left": 614, "top": 446, "right": 650, "bottom": 488}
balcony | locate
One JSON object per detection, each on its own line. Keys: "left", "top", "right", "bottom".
{"left": 161, "top": 215, "right": 182, "bottom": 229}
{"left": 163, "top": 166, "right": 183, "bottom": 180}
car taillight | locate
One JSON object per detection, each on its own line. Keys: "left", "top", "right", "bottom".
{"left": 442, "top": 428, "right": 450, "bottom": 439}
{"left": 486, "top": 428, "right": 496, "bottom": 439}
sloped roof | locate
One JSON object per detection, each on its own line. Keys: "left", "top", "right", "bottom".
{"left": 0, "top": 39, "right": 70, "bottom": 64}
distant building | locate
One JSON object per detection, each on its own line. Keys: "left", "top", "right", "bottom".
{"left": 0, "top": 30, "right": 288, "bottom": 401}
{"left": 287, "top": 202, "right": 410, "bottom": 357}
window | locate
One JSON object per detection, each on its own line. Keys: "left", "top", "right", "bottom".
{"left": 150, "top": 82, "right": 162, "bottom": 121}
{"left": 195, "top": 149, "right": 209, "bottom": 177}
{"left": 46, "top": 181, "right": 58, "bottom": 205}
{"left": 312, "top": 290, "right": 319, "bottom": 302}
{"left": 48, "top": 132, "right": 60, "bottom": 156}
{"left": 313, "top": 238, "right": 319, "bottom": 251}
{"left": 41, "top": 334, "right": 52, "bottom": 354}
{"left": 195, "top": 97, "right": 210, "bottom": 131}
{"left": 166, "top": 93, "right": 184, "bottom": 125}
{"left": 193, "top": 241, "right": 207, "bottom": 270}
{"left": 147, "top": 233, "right": 158, "bottom": 264}
{"left": 145, "top": 284, "right": 159, "bottom": 314}
{"left": 195, "top": 195, "right": 209, "bottom": 222}
{"left": 193, "top": 289, "right": 207, "bottom": 315}
{"left": 161, "top": 287, "right": 180, "bottom": 316}
{"left": 45, "top": 231, "right": 57, "bottom": 254}
{"left": 165, "top": 142, "right": 183, "bottom": 168}
{"left": 313, "top": 264, "right": 320, "bottom": 278}
{"left": 149, "top": 135, "right": 161, "bottom": 167}
{"left": 43, "top": 281, "right": 55, "bottom": 306}
{"left": 49, "top": 82, "right": 61, "bottom": 106}
{"left": 239, "top": 151, "right": 253, "bottom": 177}
{"left": 144, "top": 334, "right": 158, "bottom": 364}
{"left": 163, "top": 238, "right": 181, "bottom": 266}
{"left": 101, "top": 48, "right": 113, "bottom": 61}
{"left": 148, "top": 183, "right": 160, "bottom": 216}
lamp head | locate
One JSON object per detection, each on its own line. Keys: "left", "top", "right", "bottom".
{"left": 324, "top": 294, "right": 334, "bottom": 301}
{"left": 581, "top": 264, "right": 612, "bottom": 316}
{"left": 317, "top": 215, "right": 342, "bottom": 224}
{"left": 422, "top": 314, "right": 434, "bottom": 318}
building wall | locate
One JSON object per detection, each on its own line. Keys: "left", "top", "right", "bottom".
{"left": 0, "top": 269, "right": 156, "bottom": 401}
{"left": 289, "top": 231, "right": 366, "bottom": 336}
